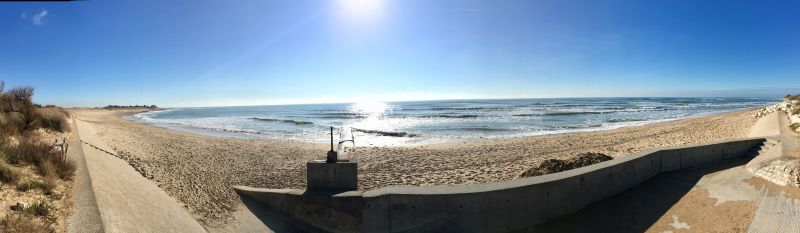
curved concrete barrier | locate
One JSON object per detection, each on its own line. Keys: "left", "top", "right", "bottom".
{"left": 234, "top": 137, "right": 766, "bottom": 233}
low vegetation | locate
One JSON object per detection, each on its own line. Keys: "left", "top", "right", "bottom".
{"left": 17, "top": 180, "right": 54, "bottom": 195}
{"left": 519, "top": 152, "right": 614, "bottom": 178}
{"left": 1, "top": 137, "right": 75, "bottom": 180}
{"left": 0, "top": 214, "right": 50, "bottom": 233}
{"left": 0, "top": 82, "right": 70, "bottom": 135}
{"left": 0, "top": 162, "right": 21, "bottom": 185}
{"left": 24, "top": 200, "right": 53, "bottom": 217}
{"left": 0, "top": 81, "right": 74, "bottom": 232}
{"left": 786, "top": 94, "right": 800, "bottom": 101}
{"left": 34, "top": 108, "right": 70, "bottom": 133}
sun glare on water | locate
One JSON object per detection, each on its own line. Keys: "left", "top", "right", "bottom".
{"left": 351, "top": 101, "right": 388, "bottom": 115}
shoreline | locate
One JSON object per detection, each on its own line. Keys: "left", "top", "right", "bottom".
{"left": 70, "top": 107, "right": 761, "bottom": 227}
{"left": 121, "top": 106, "right": 765, "bottom": 147}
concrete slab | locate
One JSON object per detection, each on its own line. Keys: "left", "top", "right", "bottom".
{"left": 66, "top": 119, "right": 105, "bottom": 233}
{"left": 532, "top": 110, "right": 800, "bottom": 233}
{"left": 73, "top": 118, "right": 207, "bottom": 233}
{"left": 750, "top": 111, "right": 782, "bottom": 137}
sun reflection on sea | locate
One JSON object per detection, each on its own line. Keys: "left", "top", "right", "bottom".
{"left": 348, "top": 101, "right": 390, "bottom": 130}
{"left": 350, "top": 101, "right": 388, "bottom": 115}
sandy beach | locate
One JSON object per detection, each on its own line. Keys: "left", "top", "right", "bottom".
{"left": 70, "top": 108, "right": 758, "bottom": 227}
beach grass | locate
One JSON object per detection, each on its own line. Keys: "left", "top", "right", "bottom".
{"left": 34, "top": 108, "right": 70, "bottom": 133}
{"left": 0, "top": 81, "right": 73, "bottom": 232}
{"left": 2, "top": 137, "right": 75, "bottom": 180}
{"left": 0, "top": 214, "right": 50, "bottom": 233}
{"left": 16, "top": 180, "right": 54, "bottom": 195}
{"left": 0, "top": 162, "right": 21, "bottom": 185}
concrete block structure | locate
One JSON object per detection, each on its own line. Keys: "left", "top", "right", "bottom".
{"left": 235, "top": 137, "right": 768, "bottom": 233}
{"left": 307, "top": 160, "right": 358, "bottom": 192}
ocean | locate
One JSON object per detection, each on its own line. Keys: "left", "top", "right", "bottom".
{"left": 129, "top": 97, "right": 778, "bottom": 146}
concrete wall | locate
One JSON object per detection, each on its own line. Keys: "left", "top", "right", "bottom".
{"left": 234, "top": 137, "right": 766, "bottom": 233}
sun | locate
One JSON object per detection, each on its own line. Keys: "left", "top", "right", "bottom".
{"left": 337, "top": 0, "right": 385, "bottom": 24}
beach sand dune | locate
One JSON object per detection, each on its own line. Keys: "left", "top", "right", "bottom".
{"left": 70, "top": 109, "right": 757, "bottom": 226}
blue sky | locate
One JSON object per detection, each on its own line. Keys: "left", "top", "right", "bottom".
{"left": 1, "top": 0, "right": 799, "bottom": 107}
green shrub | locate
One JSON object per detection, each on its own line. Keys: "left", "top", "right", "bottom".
{"left": 791, "top": 123, "right": 800, "bottom": 131}
{"left": 17, "top": 181, "right": 53, "bottom": 195}
{"left": 0, "top": 162, "right": 21, "bottom": 184}
{"left": 24, "top": 200, "right": 52, "bottom": 217}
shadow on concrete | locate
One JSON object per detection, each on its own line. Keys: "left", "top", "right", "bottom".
{"left": 236, "top": 190, "right": 353, "bottom": 233}
{"left": 528, "top": 156, "right": 752, "bottom": 233}
{"left": 237, "top": 194, "right": 321, "bottom": 233}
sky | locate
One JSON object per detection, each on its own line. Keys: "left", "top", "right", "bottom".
{"left": 1, "top": 0, "right": 799, "bottom": 107}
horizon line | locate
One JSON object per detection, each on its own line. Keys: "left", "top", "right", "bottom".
{"left": 90, "top": 96, "right": 782, "bottom": 109}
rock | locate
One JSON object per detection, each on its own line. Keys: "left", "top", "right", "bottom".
{"left": 10, "top": 202, "right": 27, "bottom": 211}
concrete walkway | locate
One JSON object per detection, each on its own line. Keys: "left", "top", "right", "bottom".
{"left": 67, "top": 117, "right": 207, "bottom": 233}
{"left": 66, "top": 118, "right": 104, "bottom": 233}
{"left": 533, "top": 111, "right": 800, "bottom": 232}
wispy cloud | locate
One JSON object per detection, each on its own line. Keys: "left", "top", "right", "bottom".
{"left": 21, "top": 9, "right": 49, "bottom": 25}
{"left": 32, "top": 10, "right": 49, "bottom": 25}
{"left": 450, "top": 8, "right": 481, "bottom": 13}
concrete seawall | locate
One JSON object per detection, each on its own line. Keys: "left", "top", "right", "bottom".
{"left": 234, "top": 137, "right": 766, "bottom": 233}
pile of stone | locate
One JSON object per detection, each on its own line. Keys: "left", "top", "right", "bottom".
{"left": 754, "top": 97, "right": 800, "bottom": 133}
{"left": 112, "top": 148, "right": 154, "bottom": 180}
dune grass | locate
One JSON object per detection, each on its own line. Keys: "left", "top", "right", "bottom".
{"left": 0, "top": 162, "right": 21, "bottom": 185}
{"left": 34, "top": 108, "right": 70, "bottom": 133}
{"left": 24, "top": 200, "right": 53, "bottom": 217}
{"left": 1, "top": 137, "right": 75, "bottom": 181}
{"left": 0, "top": 81, "right": 69, "bottom": 233}
{"left": 0, "top": 214, "right": 50, "bottom": 233}
{"left": 16, "top": 180, "right": 54, "bottom": 195}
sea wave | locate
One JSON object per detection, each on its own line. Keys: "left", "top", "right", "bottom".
{"left": 425, "top": 114, "right": 481, "bottom": 119}
{"left": 607, "top": 118, "right": 646, "bottom": 123}
{"left": 131, "top": 113, "right": 266, "bottom": 135}
{"left": 309, "top": 112, "right": 370, "bottom": 119}
{"left": 440, "top": 127, "right": 512, "bottom": 132}
{"left": 427, "top": 106, "right": 512, "bottom": 111}
{"left": 351, "top": 128, "right": 418, "bottom": 137}
{"left": 130, "top": 98, "right": 779, "bottom": 146}
{"left": 250, "top": 117, "right": 313, "bottom": 125}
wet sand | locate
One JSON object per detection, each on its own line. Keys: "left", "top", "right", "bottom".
{"left": 70, "top": 108, "right": 758, "bottom": 227}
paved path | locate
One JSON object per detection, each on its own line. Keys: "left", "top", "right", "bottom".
{"left": 67, "top": 117, "right": 207, "bottom": 233}
{"left": 533, "top": 111, "right": 800, "bottom": 232}
{"left": 66, "top": 118, "right": 105, "bottom": 233}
